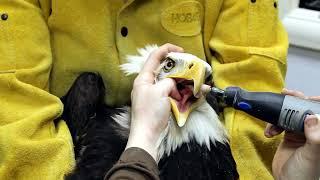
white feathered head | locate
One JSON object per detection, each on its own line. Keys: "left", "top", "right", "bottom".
{"left": 120, "top": 45, "right": 228, "bottom": 158}
{"left": 121, "top": 45, "right": 212, "bottom": 127}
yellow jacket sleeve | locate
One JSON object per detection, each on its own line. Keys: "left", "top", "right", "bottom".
{"left": 0, "top": 1, "right": 74, "bottom": 179}
{"left": 205, "top": 0, "right": 288, "bottom": 179}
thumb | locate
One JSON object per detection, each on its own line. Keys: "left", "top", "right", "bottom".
{"left": 303, "top": 114, "right": 320, "bottom": 152}
{"left": 156, "top": 78, "right": 182, "bottom": 101}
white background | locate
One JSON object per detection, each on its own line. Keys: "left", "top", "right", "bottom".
{"left": 280, "top": 1, "right": 320, "bottom": 96}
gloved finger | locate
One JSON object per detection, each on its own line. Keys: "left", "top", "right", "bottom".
{"left": 194, "top": 84, "right": 211, "bottom": 98}
{"left": 282, "top": 88, "right": 306, "bottom": 99}
{"left": 200, "top": 84, "right": 211, "bottom": 94}
{"left": 264, "top": 123, "right": 284, "bottom": 138}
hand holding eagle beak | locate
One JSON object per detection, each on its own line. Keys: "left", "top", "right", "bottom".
{"left": 126, "top": 43, "right": 184, "bottom": 161}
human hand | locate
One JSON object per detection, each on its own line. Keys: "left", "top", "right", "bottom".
{"left": 125, "top": 43, "right": 183, "bottom": 161}
{"left": 265, "top": 89, "right": 320, "bottom": 180}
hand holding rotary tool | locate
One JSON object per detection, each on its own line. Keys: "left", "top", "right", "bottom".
{"left": 202, "top": 85, "right": 320, "bottom": 132}
{"left": 201, "top": 85, "right": 320, "bottom": 179}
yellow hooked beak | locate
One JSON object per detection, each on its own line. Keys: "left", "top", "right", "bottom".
{"left": 166, "top": 60, "right": 206, "bottom": 127}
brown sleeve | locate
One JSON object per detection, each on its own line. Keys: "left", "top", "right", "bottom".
{"left": 104, "top": 147, "right": 160, "bottom": 180}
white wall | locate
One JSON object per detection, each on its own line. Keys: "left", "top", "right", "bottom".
{"left": 285, "top": 46, "right": 320, "bottom": 96}
{"left": 279, "top": 0, "right": 320, "bottom": 96}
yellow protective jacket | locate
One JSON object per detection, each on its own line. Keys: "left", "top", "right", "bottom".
{"left": 0, "top": 0, "right": 288, "bottom": 179}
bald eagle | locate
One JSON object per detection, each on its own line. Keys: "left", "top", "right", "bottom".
{"left": 62, "top": 45, "right": 239, "bottom": 180}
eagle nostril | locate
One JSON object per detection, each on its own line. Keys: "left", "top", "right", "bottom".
{"left": 188, "top": 63, "right": 194, "bottom": 69}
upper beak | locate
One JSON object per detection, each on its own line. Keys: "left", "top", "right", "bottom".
{"left": 166, "top": 60, "right": 206, "bottom": 127}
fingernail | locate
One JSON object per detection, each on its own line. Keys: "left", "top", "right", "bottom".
{"left": 305, "top": 115, "right": 318, "bottom": 128}
{"left": 265, "top": 130, "right": 272, "bottom": 138}
{"left": 265, "top": 126, "right": 276, "bottom": 137}
{"left": 269, "top": 125, "right": 278, "bottom": 135}
{"left": 265, "top": 132, "right": 271, "bottom": 138}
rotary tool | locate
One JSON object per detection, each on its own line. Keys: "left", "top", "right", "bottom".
{"left": 207, "top": 86, "right": 320, "bottom": 132}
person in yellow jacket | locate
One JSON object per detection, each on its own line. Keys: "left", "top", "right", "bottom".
{"left": 0, "top": 0, "right": 288, "bottom": 179}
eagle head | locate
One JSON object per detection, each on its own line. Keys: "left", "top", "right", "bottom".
{"left": 156, "top": 51, "right": 212, "bottom": 127}
{"left": 120, "top": 45, "right": 228, "bottom": 159}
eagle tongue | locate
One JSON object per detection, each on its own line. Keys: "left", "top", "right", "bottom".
{"left": 179, "top": 87, "right": 193, "bottom": 112}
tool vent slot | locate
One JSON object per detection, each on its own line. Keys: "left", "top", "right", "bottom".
{"left": 283, "top": 109, "right": 299, "bottom": 128}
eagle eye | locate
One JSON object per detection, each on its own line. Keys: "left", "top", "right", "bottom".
{"left": 163, "top": 58, "right": 175, "bottom": 72}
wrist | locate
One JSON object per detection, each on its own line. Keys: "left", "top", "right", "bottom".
{"left": 277, "top": 146, "right": 320, "bottom": 180}
{"left": 125, "top": 128, "right": 160, "bottom": 161}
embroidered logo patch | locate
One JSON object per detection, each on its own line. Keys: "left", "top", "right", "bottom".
{"left": 161, "top": 1, "right": 203, "bottom": 36}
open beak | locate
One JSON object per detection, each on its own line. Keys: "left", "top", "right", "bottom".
{"left": 166, "top": 60, "right": 206, "bottom": 127}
